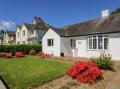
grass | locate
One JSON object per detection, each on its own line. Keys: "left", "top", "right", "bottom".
{"left": 0, "top": 56, "right": 71, "bottom": 89}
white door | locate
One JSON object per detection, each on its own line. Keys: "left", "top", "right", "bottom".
{"left": 72, "top": 48, "right": 78, "bottom": 57}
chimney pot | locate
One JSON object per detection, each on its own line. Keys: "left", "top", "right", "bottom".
{"left": 101, "top": 9, "right": 110, "bottom": 18}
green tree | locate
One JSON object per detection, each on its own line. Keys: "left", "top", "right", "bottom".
{"left": 112, "top": 7, "right": 120, "bottom": 15}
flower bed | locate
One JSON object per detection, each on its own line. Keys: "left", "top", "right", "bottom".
{"left": 67, "top": 61, "right": 102, "bottom": 85}
{"left": 3, "top": 53, "right": 13, "bottom": 58}
{"left": 15, "top": 52, "right": 25, "bottom": 57}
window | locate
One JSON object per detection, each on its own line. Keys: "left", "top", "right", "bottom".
{"left": 22, "top": 41, "right": 26, "bottom": 44}
{"left": 88, "top": 36, "right": 92, "bottom": 49}
{"left": 17, "top": 42, "right": 20, "bottom": 44}
{"left": 23, "top": 31, "right": 25, "bottom": 36}
{"left": 17, "top": 32, "right": 19, "bottom": 37}
{"left": 98, "top": 35, "right": 103, "bottom": 49}
{"left": 70, "top": 39, "right": 76, "bottom": 48}
{"left": 104, "top": 36, "right": 108, "bottom": 49}
{"left": 93, "top": 36, "right": 97, "bottom": 49}
{"left": 87, "top": 35, "right": 109, "bottom": 50}
{"left": 47, "top": 39, "right": 54, "bottom": 46}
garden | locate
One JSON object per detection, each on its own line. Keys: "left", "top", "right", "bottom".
{"left": 0, "top": 45, "right": 119, "bottom": 89}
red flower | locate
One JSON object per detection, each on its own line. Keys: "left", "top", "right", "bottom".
{"left": 15, "top": 52, "right": 25, "bottom": 57}
{"left": 67, "top": 61, "right": 102, "bottom": 85}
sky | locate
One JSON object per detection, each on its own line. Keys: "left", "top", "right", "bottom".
{"left": 0, "top": 0, "right": 120, "bottom": 30}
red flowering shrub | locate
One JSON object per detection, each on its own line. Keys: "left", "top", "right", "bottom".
{"left": 67, "top": 61, "right": 102, "bottom": 85}
{"left": 4, "top": 53, "right": 13, "bottom": 58}
{"left": 15, "top": 52, "right": 25, "bottom": 57}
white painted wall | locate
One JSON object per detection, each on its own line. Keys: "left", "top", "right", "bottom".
{"left": 42, "top": 29, "right": 120, "bottom": 60}
{"left": 16, "top": 27, "right": 21, "bottom": 44}
{"left": 20, "top": 25, "right": 28, "bottom": 44}
{"left": 75, "top": 33, "right": 120, "bottom": 60}
{"left": 42, "top": 29, "right": 61, "bottom": 56}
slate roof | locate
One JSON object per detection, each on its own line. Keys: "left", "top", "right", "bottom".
{"left": 23, "top": 23, "right": 35, "bottom": 30}
{"left": 50, "top": 26, "right": 66, "bottom": 36}
{"left": 6, "top": 31, "right": 15, "bottom": 36}
{"left": 51, "top": 14, "right": 120, "bottom": 37}
{"left": 17, "top": 22, "right": 50, "bottom": 32}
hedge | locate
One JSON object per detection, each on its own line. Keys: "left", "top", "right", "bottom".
{"left": 0, "top": 45, "right": 42, "bottom": 55}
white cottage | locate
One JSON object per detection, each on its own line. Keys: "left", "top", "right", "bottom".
{"left": 42, "top": 11, "right": 120, "bottom": 60}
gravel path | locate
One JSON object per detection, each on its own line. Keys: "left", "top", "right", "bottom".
{"left": 0, "top": 80, "right": 6, "bottom": 89}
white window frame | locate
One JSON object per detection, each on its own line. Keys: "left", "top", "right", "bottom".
{"left": 47, "top": 38, "right": 54, "bottom": 47}
{"left": 87, "top": 35, "right": 109, "bottom": 50}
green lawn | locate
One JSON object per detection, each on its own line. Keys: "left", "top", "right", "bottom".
{"left": 0, "top": 56, "right": 71, "bottom": 89}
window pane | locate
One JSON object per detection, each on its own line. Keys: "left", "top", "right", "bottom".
{"left": 52, "top": 39, "right": 54, "bottom": 46}
{"left": 48, "top": 39, "right": 51, "bottom": 46}
{"left": 93, "top": 36, "right": 97, "bottom": 49}
{"left": 47, "top": 39, "right": 54, "bottom": 46}
{"left": 70, "top": 39, "right": 76, "bottom": 47}
{"left": 89, "top": 37, "right": 92, "bottom": 49}
{"left": 86, "top": 37, "right": 88, "bottom": 49}
{"left": 98, "top": 35, "right": 103, "bottom": 49}
{"left": 104, "top": 37, "right": 108, "bottom": 49}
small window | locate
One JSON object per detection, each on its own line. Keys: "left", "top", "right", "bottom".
{"left": 22, "top": 41, "right": 26, "bottom": 44}
{"left": 93, "top": 36, "right": 97, "bottom": 49}
{"left": 98, "top": 35, "right": 103, "bottom": 49}
{"left": 47, "top": 39, "right": 54, "bottom": 46}
{"left": 104, "top": 36, "right": 108, "bottom": 49}
{"left": 89, "top": 36, "right": 92, "bottom": 49}
{"left": 70, "top": 39, "right": 76, "bottom": 48}
{"left": 23, "top": 31, "right": 25, "bottom": 36}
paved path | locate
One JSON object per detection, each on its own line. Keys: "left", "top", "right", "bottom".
{"left": 105, "top": 62, "right": 120, "bottom": 89}
{"left": 0, "top": 80, "right": 6, "bottom": 89}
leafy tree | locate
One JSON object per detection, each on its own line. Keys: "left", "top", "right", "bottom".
{"left": 111, "top": 7, "right": 120, "bottom": 15}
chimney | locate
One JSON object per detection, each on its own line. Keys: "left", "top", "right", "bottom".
{"left": 32, "top": 17, "right": 42, "bottom": 25}
{"left": 101, "top": 9, "right": 110, "bottom": 18}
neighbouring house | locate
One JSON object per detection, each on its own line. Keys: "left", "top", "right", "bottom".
{"left": 42, "top": 9, "right": 120, "bottom": 60}
{"left": 0, "top": 30, "right": 4, "bottom": 44}
{"left": 3, "top": 30, "right": 16, "bottom": 44}
{"left": 16, "top": 17, "right": 49, "bottom": 44}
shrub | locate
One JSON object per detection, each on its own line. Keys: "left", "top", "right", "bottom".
{"left": 15, "top": 52, "right": 25, "bottom": 57}
{"left": 67, "top": 61, "right": 102, "bottom": 85}
{"left": 29, "top": 49, "right": 36, "bottom": 55}
{"left": 90, "top": 54, "right": 114, "bottom": 70}
{"left": 3, "top": 53, "right": 13, "bottom": 58}
{"left": 0, "top": 52, "right": 4, "bottom": 57}
{"left": 41, "top": 53, "right": 50, "bottom": 59}
{"left": 0, "top": 44, "right": 42, "bottom": 55}
{"left": 38, "top": 52, "right": 50, "bottom": 59}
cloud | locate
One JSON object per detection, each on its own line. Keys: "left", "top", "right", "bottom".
{"left": 0, "top": 21, "right": 15, "bottom": 29}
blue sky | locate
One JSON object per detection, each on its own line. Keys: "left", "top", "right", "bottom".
{"left": 0, "top": 0, "right": 120, "bottom": 30}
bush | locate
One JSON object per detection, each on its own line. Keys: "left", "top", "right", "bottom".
{"left": 90, "top": 54, "right": 114, "bottom": 70}
{"left": 67, "top": 61, "right": 102, "bottom": 85}
{"left": 0, "top": 44, "right": 42, "bottom": 55}
{"left": 3, "top": 53, "right": 13, "bottom": 58}
{"left": 29, "top": 49, "right": 36, "bottom": 55}
{"left": 15, "top": 52, "right": 25, "bottom": 57}
{"left": 0, "top": 52, "right": 4, "bottom": 57}
{"left": 38, "top": 52, "right": 50, "bottom": 59}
